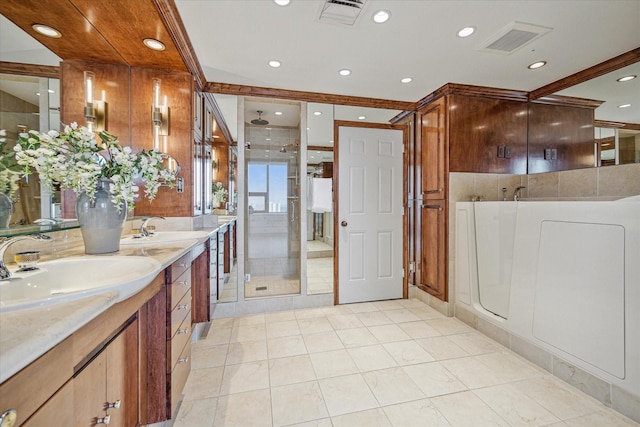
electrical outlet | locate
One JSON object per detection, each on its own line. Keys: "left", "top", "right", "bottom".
{"left": 544, "top": 148, "right": 552, "bottom": 159}
{"left": 497, "top": 146, "right": 505, "bottom": 158}
{"left": 244, "top": 273, "right": 251, "bottom": 282}
{"left": 551, "top": 148, "right": 558, "bottom": 159}
{"left": 504, "top": 146, "right": 511, "bottom": 158}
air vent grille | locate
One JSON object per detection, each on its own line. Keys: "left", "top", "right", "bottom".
{"left": 480, "top": 22, "right": 552, "bottom": 55}
{"left": 317, "top": 0, "right": 367, "bottom": 26}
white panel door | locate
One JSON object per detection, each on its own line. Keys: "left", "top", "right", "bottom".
{"left": 338, "top": 126, "right": 403, "bottom": 304}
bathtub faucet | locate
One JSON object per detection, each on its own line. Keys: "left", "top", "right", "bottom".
{"left": 514, "top": 186, "right": 526, "bottom": 201}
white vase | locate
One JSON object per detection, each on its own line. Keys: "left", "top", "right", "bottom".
{"left": 0, "top": 192, "right": 13, "bottom": 228}
{"left": 75, "top": 179, "right": 126, "bottom": 254}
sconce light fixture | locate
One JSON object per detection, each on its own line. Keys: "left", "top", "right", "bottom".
{"left": 152, "top": 78, "right": 170, "bottom": 151}
{"left": 84, "top": 71, "right": 107, "bottom": 132}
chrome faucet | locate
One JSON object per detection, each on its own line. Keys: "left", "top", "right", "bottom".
{"left": 140, "top": 216, "right": 165, "bottom": 237}
{"left": 0, "top": 235, "right": 52, "bottom": 280}
{"left": 514, "top": 186, "right": 526, "bottom": 201}
{"left": 34, "top": 218, "right": 63, "bottom": 226}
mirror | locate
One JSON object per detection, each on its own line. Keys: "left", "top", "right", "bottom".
{"left": 554, "top": 61, "right": 640, "bottom": 167}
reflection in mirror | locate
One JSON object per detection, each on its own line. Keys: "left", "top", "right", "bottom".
{"left": 0, "top": 73, "right": 60, "bottom": 230}
{"left": 555, "top": 61, "right": 640, "bottom": 166}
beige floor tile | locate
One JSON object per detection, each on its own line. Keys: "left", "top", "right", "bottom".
{"left": 210, "top": 318, "right": 234, "bottom": 329}
{"left": 348, "top": 344, "right": 398, "bottom": 372}
{"left": 356, "top": 311, "right": 394, "bottom": 327}
{"left": 383, "top": 399, "right": 452, "bottom": 427}
{"left": 347, "top": 302, "right": 380, "bottom": 313}
{"left": 309, "top": 349, "right": 359, "bottom": 379}
{"left": 476, "top": 351, "right": 544, "bottom": 382}
{"left": 371, "top": 300, "right": 405, "bottom": 311}
{"left": 512, "top": 376, "right": 605, "bottom": 420}
{"left": 447, "top": 332, "right": 505, "bottom": 355}
{"left": 362, "top": 367, "right": 426, "bottom": 406}
{"left": 564, "top": 411, "right": 640, "bottom": 427}
{"left": 326, "top": 313, "right": 365, "bottom": 330}
{"left": 286, "top": 419, "right": 333, "bottom": 427}
{"left": 191, "top": 344, "right": 228, "bottom": 369}
{"left": 182, "top": 366, "right": 224, "bottom": 400}
{"left": 402, "top": 362, "right": 467, "bottom": 397}
{"left": 474, "top": 383, "right": 561, "bottom": 426}
{"left": 382, "top": 308, "right": 421, "bottom": 323}
{"left": 265, "top": 310, "right": 297, "bottom": 323}
{"left": 295, "top": 308, "right": 327, "bottom": 320}
{"left": 331, "top": 408, "right": 392, "bottom": 427}
{"left": 204, "top": 327, "right": 232, "bottom": 345}
{"left": 214, "top": 389, "right": 272, "bottom": 427}
{"left": 267, "top": 334, "right": 308, "bottom": 359}
{"left": 398, "top": 320, "right": 442, "bottom": 339}
{"left": 336, "top": 327, "right": 378, "bottom": 348}
{"left": 172, "top": 397, "right": 217, "bottom": 427}
{"left": 318, "top": 374, "right": 379, "bottom": 416}
{"left": 266, "top": 319, "right": 301, "bottom": 339}
{"left": 383, "top": 340, "right": 436, "bottom": 366}
{"left": 440, "top": 356, "right": 508, "bottom": 389}
{"left": 416, "top": 336, "right": 470, "bottom": 360}
{"left": 232, "top": 314, "right": 265, "bottom": 327}
{"left": 426, "top": 318, "right": 475, "bottom": 335}
{"left": 432, "top": 391, "right": 510, "bottom": 426}
{"left": 368, "top": 324, "right": 412, "bottom": 343}
{"left": 271, "top": 381, "right": 329, "bottom": 426}
{"left": 408, "top": 306, "right": 446, "bottom": 320}
{"left": 397, "top": 299, "right": 431, "bottom": 309}
{"left": 303, "top": 330, "right": 345, "bottom": 353}
{"left": 229, "top": 323, "right": 267, "bottom": 343}
{"left": 298, "top": 317, "right": 333, "bottom": 335}
{"left": 219, "top": 360, "right": 270, "bottom": 396}
{"left": 225, "top": 340, "right": 267, "bottom": 365}
{"left": 269, "top": 355, "right": 317, "bottom": 387}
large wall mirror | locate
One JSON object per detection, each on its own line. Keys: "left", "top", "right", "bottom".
{"left": 554, "top": 61, "right": 640, "bottom": 167}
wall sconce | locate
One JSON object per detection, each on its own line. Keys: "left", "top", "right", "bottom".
{"left": 152, "top": 78, "right": 170, "bottom": 151}
{"left": 84, "top": 71, "right": 107, "bottom": 132}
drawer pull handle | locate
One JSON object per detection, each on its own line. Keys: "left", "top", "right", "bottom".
{"left": 177, "top": 304, "right": 189, "bottom": 310}
{"left": 106, "top": 400, "right": 121, "bottom": 409}
{"left": 96, "top": 415, "right": 111, "bottom": 424}
{"left": 178, "top": 280, "right": 188, "bottom": 286}
{"left": 178, "top": 327, "right": 189, "bottom": 334}
{"left": 0, "top": 409, "right": 17, "bottom": 427}
{"left": 178, "top": 357, "right": 189, "bottom": 364}
{"left": 178, "top": 262, "right": 188, "bottom": 268}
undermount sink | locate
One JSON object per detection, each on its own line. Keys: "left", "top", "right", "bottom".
{"left": 0, "top": 256, "right": 161, "bottom": 313}
{"left": 120, "top": 230, "right": 209, "bottom": 245}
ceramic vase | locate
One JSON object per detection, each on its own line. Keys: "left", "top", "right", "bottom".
{"left": 75, "top": 178, "right": 126, "bottom": 254}
{"left": 0, "top": 192, "right": 13, "bottom": 228}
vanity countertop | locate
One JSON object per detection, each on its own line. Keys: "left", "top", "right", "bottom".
{"left": 0, "top": 218, "right": 236, "bottom": 384}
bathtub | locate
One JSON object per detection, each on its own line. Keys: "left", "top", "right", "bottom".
{"left": 455, "top": 199, "right": 640, "bottom": 419}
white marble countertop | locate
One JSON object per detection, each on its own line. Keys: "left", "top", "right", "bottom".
{"left": 0, "top": 218, "right": 236, "bottom": 384}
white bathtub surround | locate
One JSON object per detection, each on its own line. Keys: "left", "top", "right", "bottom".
{"left": 455, "top": 199, "right": 640, "bottom": 423}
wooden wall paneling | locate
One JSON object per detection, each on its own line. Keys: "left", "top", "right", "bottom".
{"left": 213, "top": 142, "right": 230, "bottom": 190}
{"left": 0, "top": 62, "right": 60, "bottom": 79}
{"left": 130, "top": 67, "right": 194, "bottom": 217}
{"left": 527, "top": 103, "right": 595, "bottom": 174}
{"left": 60, "top": 60, "right": 131, "bottom": 218}
{"left": 420, "top": 98, "right": 447, "bottom": 200}
{"left": 448, "top": 95, "right": 528, "bottom": 174}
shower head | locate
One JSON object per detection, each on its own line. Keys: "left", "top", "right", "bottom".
{"left": 251, "top": 110, "right": 269, "bottom": 126}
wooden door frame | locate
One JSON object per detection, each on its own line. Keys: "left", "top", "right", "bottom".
{"left": 333, "top": 121, "right": 409, "bottom": 305}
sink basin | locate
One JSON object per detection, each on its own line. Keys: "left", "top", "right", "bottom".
{"left": 120, "top": 231, "right": 209, "bottom": 245}
{"left": 0, "top": 256, "right": 161, "bottom": 313}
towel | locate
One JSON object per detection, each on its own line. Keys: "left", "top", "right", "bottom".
{"left": 311, "top": 178, "right": 332, "bottom": 213}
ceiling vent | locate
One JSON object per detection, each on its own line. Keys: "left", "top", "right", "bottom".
{"left": 317, "top": 0, "right": 367, "bottom": 26}
{"left": 479, "top": 21, "right": 552, "bottom": 55}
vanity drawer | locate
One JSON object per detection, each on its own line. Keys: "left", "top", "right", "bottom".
{"left": 168, "top": 271, "right": 191, "bottom": 312}
{"left": 169, "top": 291, "right": 191, "bottom": 339}
{"left": 169, "top": 340, "right": 191, "bottom": 417}
{"left": 166, "top": 252, "right": 191, "bottom": 284}
{"left": 169, "top": 314, "right": 191, "bottom": 369}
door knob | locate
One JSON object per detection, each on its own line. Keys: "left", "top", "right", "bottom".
{"left": 341, "top": 221, "right": 348, "bottom": 227}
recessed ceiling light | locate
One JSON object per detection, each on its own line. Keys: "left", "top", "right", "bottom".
{"left": 372, "top": 10, "right": 391, "bottom": 24}
{"left": 358, "top": 116, "right": 366, "bottom": 120}
{"left": 528, "top": 61, "right": 547, "bottom": 70}
{"left": 457, "top": 26, "right": 476, "bottom": 38}
{"left": 275, "top": 111, "right": 283, "bottom": 116}
{"left": 401, "top": 77, "right": 413, "bottom": 84}
{"left": 313, "top": 111, "right": 322, "bottom": 116}
{"left": 32, "top": 24, "right": 61, "bottom": 38}
{"left": 618, "top": 103, "right": 632, "bottom": 108}
{"left": 274, "top": 0, "right": 290, "bottom": 5}
{"left": 268, "top": 60, "right": 282, "bottom": 68}
{"left": 143, "top": 38, "right": 166, "bottom": 51}
{"left": 617, "top": 75, "right": 637, "bottom": 82}
{"left": 339, "top": 69, "right": 351, "bottom": 76}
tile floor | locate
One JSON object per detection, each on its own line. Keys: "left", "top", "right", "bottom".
{"left": 161, "top": 299, "right": 638, "bottom": 427}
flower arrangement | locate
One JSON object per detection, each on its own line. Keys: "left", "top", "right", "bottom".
{"left": 0, "top": 129, "right": 22, "bottom": 201}
{"left": 15, "top": 122, "right": 177, "bottom": 211}
{"left": 212, "top": 181, "right": 228, "bottom": 205}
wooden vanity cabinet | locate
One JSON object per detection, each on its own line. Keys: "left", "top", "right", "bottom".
{"left": 192, "top": 241, "right": 211, "bottom": 323}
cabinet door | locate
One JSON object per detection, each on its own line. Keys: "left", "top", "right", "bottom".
{"left": 192, "top": 250, "right": 211, "bottom": 323}
{"left": 73, "top": 350, "right": 107, "bottom": 426}
{"left": 193, "top": 142, "right": 203, "bottom": 215}
{"left": 420, "top": 98, "right": 447, "bottom": 200}
{"left": 106, "top": 319, "right": 139, "bottom": 427}
{"left": 420, "top": 200, "right": 447, "bottom": 301}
